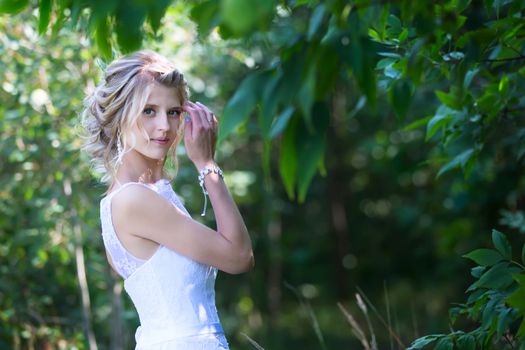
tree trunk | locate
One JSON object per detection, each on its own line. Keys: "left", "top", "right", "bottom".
{"left": 327, "top": 85, "right": 351, "bottom": 300}
{"left": 73, "top": 221, "right": 98, "bottom": 350}
{"left": 110, "top": 274, "right": 124, "bottom": 350}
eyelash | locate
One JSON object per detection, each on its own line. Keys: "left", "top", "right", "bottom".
{"left": 143, "top": 108, "right": 182, "bottom": 118}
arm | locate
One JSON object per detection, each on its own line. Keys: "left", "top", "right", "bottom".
{"left": 113, "top": 100, "right": 253, "bottom": 274}
{"left": 112, "top": 184, "right": 253, "bottom": 274}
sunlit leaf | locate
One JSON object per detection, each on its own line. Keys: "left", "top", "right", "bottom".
{"left": 38, "top": 0, "right": 51, "bottom": 35}
{"left": 0, "top": 0, "right": 29, "bottom": 14}
{"left": 95, "top": 17, "right": 112, "bottom": 60}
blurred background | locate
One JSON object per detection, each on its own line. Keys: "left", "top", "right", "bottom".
{"left": 1, "top": 1, "right": 524, "bottom": 349}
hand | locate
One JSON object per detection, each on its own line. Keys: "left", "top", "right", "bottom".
{"left": 182, "top": 101, "right": 218, "bottom": 169}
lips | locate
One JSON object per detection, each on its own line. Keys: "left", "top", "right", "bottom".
{"left": 151, "top": 138, "right": 170, "bottom": 145}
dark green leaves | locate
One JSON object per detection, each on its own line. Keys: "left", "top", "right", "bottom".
{"left": 407, "top": 334, "right": 442, "bottom": 350}
{"left": 436, "top": 148, "right": 476, "bottom": 178}
{"left": 389, "top": 79, "right": 412, "bottom": 120}
{"left": 467, "top": 262, "right": 518, "bottom": 291}
{"left": 190, "top": 0, "right": 220, "bottom": 36}
{"left": 456, "top": 334, "right": 475, "bottom": 350}
{"left": 279, "top": 104, "right": 329, "bottom": 202}
{"left": 218, "top": 72, "right": 266, "bottom": 143}
{"left": 492, "top": 229, "right": 512, "bottom": 260}
{"left": 463, "top": 249, "right": 503, "bottom": 266}
{"left": 434, "top": 337, "right": 453, "bottom": 350}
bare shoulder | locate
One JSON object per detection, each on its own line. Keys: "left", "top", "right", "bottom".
{"left": 111, "top": 183, "right": 170, "bottom": 217}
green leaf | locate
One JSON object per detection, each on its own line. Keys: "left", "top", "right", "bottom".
{"left": 469, "top": 262, "right": 517, "bottom": 291}
{"left": 436, "top": 148, "right": 475, "bottom": 178}
{"left": 402, "top": 116, "right": 431, "bottom": 131}
{"left": 307, "top": 4, "right": 325, "bottom": 41}
{"left": 220, "top": 0, "right": 275, "bottom": 36}
{"left": 95, "top": 17, "right": 112, "bottom": 60}
{"left": 115, "top": 3, "right": 145, "bottom": 53}
{"left": 407, "top": 335, "right": 442, "bottom": 350}
{"left": 498, "top": 74, "right": 509, "bottom": 96}
{"left": 463, "top": 249, "right": 504, "bottom": 266}
{"left": 457, "top": 334, "right": 475, "bottom": 350}
{"left": 296, "top": 103, "right": 329, "bottom": 202}
{"left": 492, "top": 229, "right": 511, "bottom": 259}
{"left": 0, "top": 0, "right": 30, "bottom": 14}
{"left": 471, "top": 266, "right": 486, "bottom": 278}
{"left": 522, "top": 243, "right": 525, "bottom": 266}
{"left": 38, "top": 0, "right": 52, "bottom": 35}
{"left": 376, "top": 58, "right": 397, "bottom": 70}
{"left": 389, "top": 79, "right": 412, "bottom": 120}
{"left": 218, "top": 72, "right": 265, "bottom": 143}
{"left": 259, "top": 72, "right": 282, "bottom": 138}
{"left": 279, "top": 115, "right": 299, "bottom": 200}
{"left": 463, "top": 68, "right": 479, "bottom": 90}
{"left": 146, "top": 0, "right": 171, "bottom": 33}
{"left": 269, "top": 107, "right": 295, "bottom": 139}
{"left": 190, "top": 0, "right": 220, "bottom": 36}
{"left": 496, "top": 308, "right": 513, "bottom": 339}
{"left": 297, "top": 63, "right": 316, "bottom": 130}
{"left": 398, "top": 28, "right": 408, "bottom": 43}
{"left": 517, "top": 318, "right": 525, "bottom": 338}
{"left": 346, "top": 34, "right": 376, "bottom": 106}
{"left": 506, "top": 275, "right": 525, "bottom": 311}
{"left": 426, "top": 105, "right": 453, "bottom": 141}
{"left": 434, "top": 336, "right": 453, "bottom": 350}
{"left": 435, "top": 90, "right": 461, "bottom": 110}
{"left": 368, "top": 28, "right": 381, "bottom": 42}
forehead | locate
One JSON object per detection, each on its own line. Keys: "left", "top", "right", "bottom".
{"left": 145, "top": 83, "right": 181, "bottom": 106}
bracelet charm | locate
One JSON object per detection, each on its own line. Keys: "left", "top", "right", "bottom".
{"left": 198, "top": 164, "right": 224, "bottom": 216}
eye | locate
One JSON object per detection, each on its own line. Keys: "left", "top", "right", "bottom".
{"left": 168, "top": 108, "right": 182, "bottom": 118}
{"left": 143, "top": 107, "right": 155, "bottom": 116}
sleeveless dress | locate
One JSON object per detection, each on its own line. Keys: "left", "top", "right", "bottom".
{"left": 99, "top": 179, "right": 229, "bottom": 350}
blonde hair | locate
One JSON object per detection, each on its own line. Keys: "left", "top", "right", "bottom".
{"left": 81, "top": 50, "right": 189, "bottom": 186}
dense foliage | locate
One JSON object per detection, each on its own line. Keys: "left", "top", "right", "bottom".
{"left": 0, "top": 0, "right": 524, "bottom": 349}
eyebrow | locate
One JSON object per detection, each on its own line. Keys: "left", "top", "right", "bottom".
{"left": 144, "top": 104, "right": 182, "bottom": 109}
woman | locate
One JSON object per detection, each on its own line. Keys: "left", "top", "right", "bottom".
{"left": 81, "top": 50, "right": 254, "bottom": 349}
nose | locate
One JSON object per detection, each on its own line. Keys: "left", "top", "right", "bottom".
{"left": 157, "top": 110, "right": 171, "bottom": 131}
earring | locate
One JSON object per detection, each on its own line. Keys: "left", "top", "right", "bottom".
{"left": 116, "top": 128, "right": 123, "bottom": 164}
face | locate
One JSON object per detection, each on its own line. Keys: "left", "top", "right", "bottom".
{"left": 126, "top": 82, "right": 182, "bottom": 161}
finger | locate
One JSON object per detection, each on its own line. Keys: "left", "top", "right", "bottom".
{"left": 183, "top": 112, "right": 193, "bottom": 141}
{"left": 195, "top": 101, "right": 212, "bottom": 114}
{"left": 183, "top": 103, "right": 203, "bottom": 140}
{"left": 195, "top": 102, "right": 212, "bottom": 129}
{"left": 195, "top": 101, "right": 214, "bottom": 127}
{"left": 190, "top": 101, "right": 211, "bottom": 132}
{"left": 210, "top": 113, "right": 218, "bottom": 131}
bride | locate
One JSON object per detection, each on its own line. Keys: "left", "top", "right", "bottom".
{"left": 81, "top": 50, "right": 254, "bottom": 349}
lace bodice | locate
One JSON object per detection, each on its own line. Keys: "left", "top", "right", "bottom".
{"left": 100, "top": 179, "right": 191, "bottom": 279}
{"left": 99, "top": 180, "right": 228, "bottom": 349}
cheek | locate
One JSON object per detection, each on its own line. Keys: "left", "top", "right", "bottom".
{"left": 170, "top": 119, "right": 182, "bottom": 132}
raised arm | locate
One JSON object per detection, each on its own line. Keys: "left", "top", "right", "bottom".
{"left": 112, "top": 100, "right": 254, "bottom": 274}
{"left": 112, "top": 184, "right": 253, "bottom": 274}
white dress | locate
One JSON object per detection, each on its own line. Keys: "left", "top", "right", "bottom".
{"left": 99, "top": 179, "right": 229, "bottom": 350}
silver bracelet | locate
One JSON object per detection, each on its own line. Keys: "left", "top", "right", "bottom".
{"left": 198, "top": 164, "right": 224, "bottom": 216}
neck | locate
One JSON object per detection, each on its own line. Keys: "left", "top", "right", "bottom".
{"left": 116, "top": 149, "right": 166, "bottom": 184}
